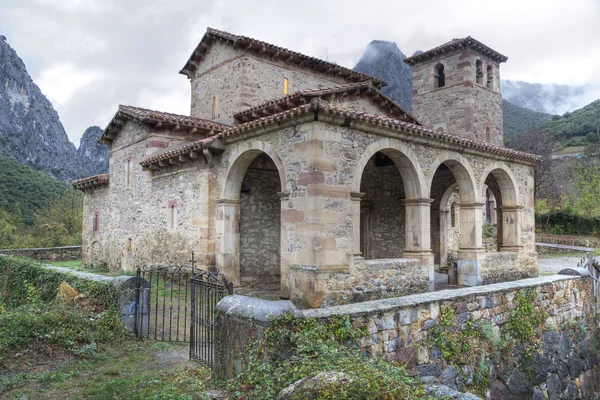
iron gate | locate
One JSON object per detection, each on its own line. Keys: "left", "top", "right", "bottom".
{"left": 190, "top": 270, "right": 233, "bottom": 366}
{"left": 133, "top": 252, "right": 233, "bottom": 367}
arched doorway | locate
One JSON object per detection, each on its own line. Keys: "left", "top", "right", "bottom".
{"left": 218, "top": 146, "right": 285, "bottom": 290}
{"left": 482, "top": 167, "right": 520, "bottom": 252}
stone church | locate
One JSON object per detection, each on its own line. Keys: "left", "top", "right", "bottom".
{"left": 73, "top": 28, "right": 540, "bottom": 308}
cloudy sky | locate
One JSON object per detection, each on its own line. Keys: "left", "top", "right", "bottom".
{"left": 1, "top": 0, "right": 599, "bottom": 145}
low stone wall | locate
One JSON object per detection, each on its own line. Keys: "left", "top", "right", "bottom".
{"left": 0, "top": 246, "right": 82, "bottom": 261}
{"left": 304, "top": 272, "right": 600, "bottom": 399}
{"left": 482, "top": 252, "right": 536, "bottom": 284}
{"left": 286, "top": 257, "right": 429, "bottom": 308}
{"left": 537, "top": 234, "right": 600, "bottom": 249}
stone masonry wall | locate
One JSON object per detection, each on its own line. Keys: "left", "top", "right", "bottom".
{"left": 411, "top": 50, "right": 503, "bottom": 146}
{"left": 239, "top": 155, "right": 281, "bottom": 287}
{"left": 359, "top": 156, "right": 405, "bottom": 259}
{"left": 0, "top": 246, "right": 81, "bottom": 261}
{"left": 190, "top": 41, "right": 344, "bottom": 123}
{"left": 304, "top": 273, "right": 600, "bottom": 399}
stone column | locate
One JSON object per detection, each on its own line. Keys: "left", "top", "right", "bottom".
{"left": 457, "top": 202, "right": 485, "bottom": 286}
{"left": 278, "top": 191, "right": 291, "bottom": 296}
{"left": 499, "top": 205, "right": 523, "bottom": 252}
{"left": 439, "top": 210, "right": 450, "bottom": 268}
{"left": 215, "top": 199, "right": 240, "bottom": 286}
{"left": 403, "top": 198, "right": 435, "bottom": 291}
{"left": 350, "top": 192, "right": 365, "bottom": 266}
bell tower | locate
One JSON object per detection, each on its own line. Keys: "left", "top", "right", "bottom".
{"left": 404, "top": 37, "right": 508, "bottom": 146}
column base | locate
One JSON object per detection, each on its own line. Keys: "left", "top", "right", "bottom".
{"left": 403, "top": 250, "right": 435, "bottom": 292}
{"left": 457, "top": 249, "right": 485, "bottom": 287}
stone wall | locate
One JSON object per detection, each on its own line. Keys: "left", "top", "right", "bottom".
{"left": 303, "top": 272, "right": 600, "bottom": 399}
{"left": 411, "top": 50, "right": 503, "bottom": 145}
{"left": 537, "top": 234, "right": 600, "bottom": 249}
{"left": 239, "top": 155, "right": 281, "bottom": 287}
{"left": 0, "top": 246, "right": 81, "bottom": 261}
{"left": 359, "top": 156, "right": 405, "bottom": 259}
{"left": 190, "top": 41, "right": 344, "bottom": 123}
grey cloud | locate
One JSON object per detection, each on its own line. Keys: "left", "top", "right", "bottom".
{"left": 1, "top": 0, "right": 599, "bottom": 145}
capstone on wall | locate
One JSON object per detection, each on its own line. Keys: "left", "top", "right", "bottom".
{"left": 411, "top": 51, "right": 503, "bottom": 146}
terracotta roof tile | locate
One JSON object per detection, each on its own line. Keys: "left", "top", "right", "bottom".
{"left": 232, "top": 81, "right": 418, "bottom": 125}
{"left": 99, "top": 105, "right": 228, "bottom": 144}
{"left": 72, "top": 174, "right": 109, "bottom": 191}
{"left": 404, "top": 36, "right": 508, "bottom": 66}
{"left": 180, "top": 28, "right": 386, "bottom": 87}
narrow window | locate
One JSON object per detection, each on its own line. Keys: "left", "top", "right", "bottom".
{"left": 485, "top": 127, "right": 491, "bottom": 142}
{"left": 212, "top": 96, "right": 217, "bottom": 119}
{"left": 168, "top": 200, "right": 177, "bottom": 230}
{"left": 434, "top": 64, "right": 445, "bottom": 88}
{"left": 450, "top": 203, "right": 457, "bottom": 227}
{"left": 126, "top": 159, "right": 131, "bottom": 189}
{"left": 93, "top": 212, "right": 99, "bottom": 233}
{"left": 475, "top": 60, "right": 483, "bottom": 85}
{"left": 486, "top": 65, "right": 493, "bottom": 89}
{"left": 283, "top": 78, "right": 289, "bottom": 94}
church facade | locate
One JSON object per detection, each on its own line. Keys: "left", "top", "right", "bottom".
{"left": 73, "top": 28, "right": 540, "bottom": 308}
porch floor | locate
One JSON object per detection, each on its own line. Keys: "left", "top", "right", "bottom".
{"left": 233, "top": 286, "right": 284, "bottom": 301}
{"left": 434, "top": 271, "right": 464, "bottom": 291}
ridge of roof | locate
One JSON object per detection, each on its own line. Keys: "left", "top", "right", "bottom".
{"left": 180, "top": 27, "right": 386, "bottom": 88}
{"left": 98, "top": 105, "right": 229, "bottom": 144}
{"left": 232, "top": 81, "right": 418, "bottom": 125}
{"left": 404, "top": 36, "right": 508, "bottom": 66}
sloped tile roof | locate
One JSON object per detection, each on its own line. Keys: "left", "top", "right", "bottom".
{"left": 72, "top": 174, "right": 109, "bottom": 191}
{"left": 99, "top": 105, "right": 229, "bottom": 144}
{"left": 232, "top": 81, "right": 418, "bottom": 125}
{"left": 141, "top": 99, "right": 541, "bottom": 168}
{"left": 180, "top": 27, "right": 386, "bottom": 87}
{"left": 404, "top": 36, "right": 508, "bottom": 66}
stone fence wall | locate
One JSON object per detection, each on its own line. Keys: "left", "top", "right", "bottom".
{"left": 0, "top": 246, "right": 82, "bottom": 261}
{"left": 537, "top": 234, "right": 600, "bottom": 249}
{"left": 217, "top": 271, "right": 600, "bottom": 399}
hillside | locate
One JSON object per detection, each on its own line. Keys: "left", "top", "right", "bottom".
{"left": 0, "top": 35, "right": 108, "bottom": 182}
{"left": 502, "top": 100, "right": 552, "bottom": 139}
{"left": 0, "top": 153, "right": 71, "bottom": 225}
{"left": 540, "top": 100, "right": 600, "bottom": 140}
{"left": 501, "top": 79, "right": 590, "bottom": 114}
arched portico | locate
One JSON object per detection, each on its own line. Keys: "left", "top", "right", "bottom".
{"left": 216, "top": 142, "right": 285, "bottom": 288}
{"left": 353, "top": 139, "right": 433, "bottom": 267}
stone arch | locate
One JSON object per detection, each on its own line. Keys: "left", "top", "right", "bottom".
{"left": 218, "top": 141, "right": 285, "bottom": 288}
{"left": 427, "top": 153, "right": 478, "bottom": 203}
{"left": 479, "top": 162, "right": 519, "bottom": 207}
{"left": 353, "top": 138, "right": 425, "bottom": 199}
{"left": 221, "top": 141, "right": 286, "bottom": 201}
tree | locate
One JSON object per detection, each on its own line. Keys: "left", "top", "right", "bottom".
{"left": 32, "top": 190, "right": 83, "bottom": 247}
{"left": 571, "top": 162, "right": 600, "bottom": 218}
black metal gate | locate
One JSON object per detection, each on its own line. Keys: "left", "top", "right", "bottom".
{"left": 190, "top": 270, "right": 233, "bottom": 366}
{"left": 133, "top": 252, "right": 232, "bottom": 368}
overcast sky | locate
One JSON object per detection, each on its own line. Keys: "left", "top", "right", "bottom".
{"left": 1, "top": 0, "right": 599, "bottom": 145}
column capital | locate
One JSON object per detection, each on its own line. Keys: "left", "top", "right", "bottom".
{"left": 459, "top": 202, "right": 485, "bottom": 209}
{"left": 277, "top": 191, "right": 290, "bottom": 200}
{"left": 402, "top": 198, "right": 434, "bottom": 206}
{"left": 216, "top": 199, "right": 240, "bottom": 205}
{"left": 350, "top": 192, "right": 365, "bottom": 201}
{"left": 499, "top": 205, "right": 524, "bottom": 211}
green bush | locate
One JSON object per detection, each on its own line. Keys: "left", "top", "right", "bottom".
{"left": 229, "top": 313, "right": 429, "bottom": 400}
{"left": 0, "top": 256, "right": 126, "bottom": 358}
{"left": 536, "top": 211, "right": 600, "bottom": 235}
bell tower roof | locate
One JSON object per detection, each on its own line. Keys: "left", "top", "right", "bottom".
{"left": 404, "top": 36, "right": 508, "bottom": 66}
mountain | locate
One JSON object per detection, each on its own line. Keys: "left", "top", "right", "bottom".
{"left": 353, "top": 40, "right": 413, "bottom": 111}
{"left": 502, "top": 100, "right": 552, "bottom": 139}
{"left": 0, "top": 153, "right": 70, "bottom": 225}
{"left": 77, "top": 126, "right": 108, "bottom": 177}
{"left": 0, "top": 35, "right": 108, "bottom": 183}
{"left": 501, "top": 80, "right": 593, "bottom": 115}
{"left": 538, "top": 100, "right": 600, "bottom": 141}
{"left": 352, "top": 41, "right": 555, "bottom": 139}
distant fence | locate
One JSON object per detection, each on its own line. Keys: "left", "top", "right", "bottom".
{"left": 0, "top": 245, "right": 81, "bottom": 261}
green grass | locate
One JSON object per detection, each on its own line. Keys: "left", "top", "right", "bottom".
{"left": 50, "top": 259, "right": 83, "bottom": 268}
{"left": 1, "top": 341, "right": 211, "bottom": 400}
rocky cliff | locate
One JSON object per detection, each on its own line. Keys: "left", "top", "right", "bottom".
{"left": 77, "top": 126, "right": 108, "bottom": 177}
{"left": 0, "top": 35, "right": 107, "bottom": 182}
{"left": 353, "top": 40, "right": 414, "bottom": 111}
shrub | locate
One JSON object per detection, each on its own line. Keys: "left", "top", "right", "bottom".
{"left": 229, "top": 313, "right": 428, "bottom": 400}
